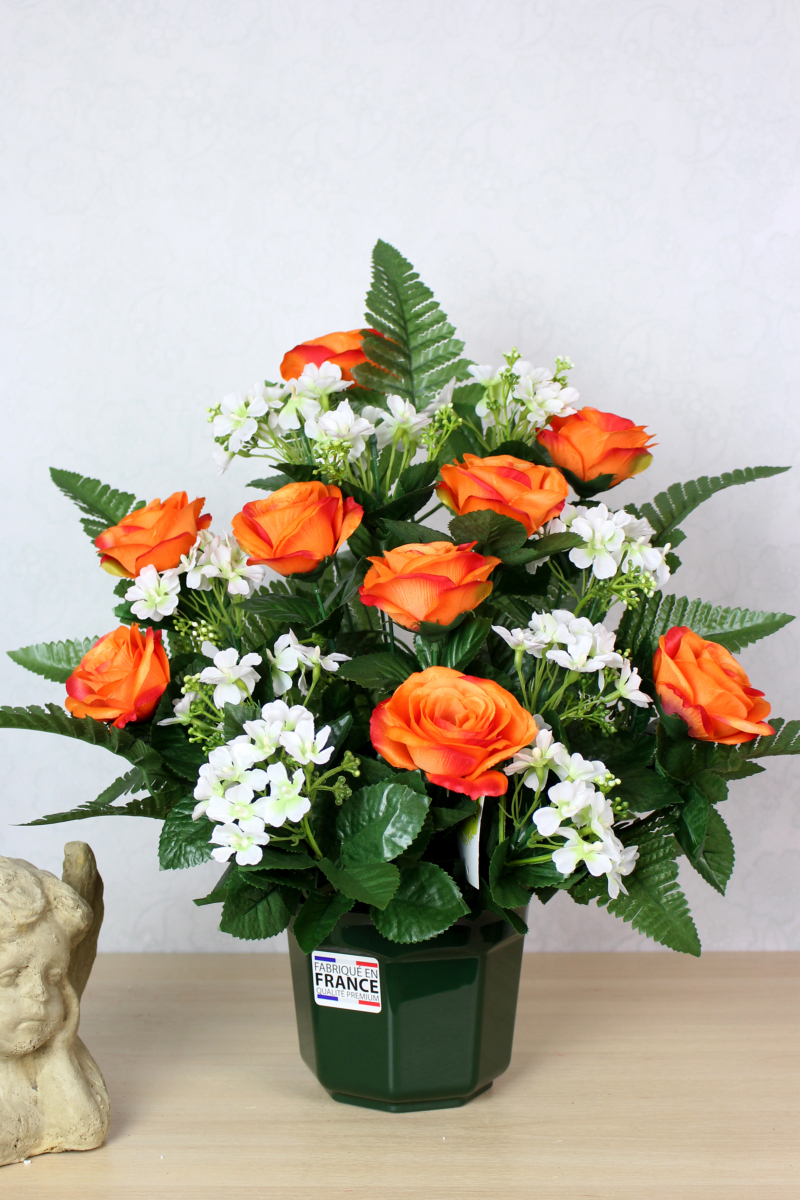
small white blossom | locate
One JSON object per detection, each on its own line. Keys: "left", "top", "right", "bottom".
{"left": 193, "top": 743, "right": 267, "bottom": 806}
{"left": 513, "top": 365, "right": 579, "bottom": 430}
{"left": 275, "top": 382, "right": 322, "bottom": 432}
{"left": 205, "top": 794, "right": 267, "bottom": 835}
{"left": 265, "top": 631, "right": 302, "bottom": 696}
{"left": 199, "top": 643, "right": 262, "bottom": 708}
{"left": 157, "top": 691, "right": 198, "bottom": 727}
{"left": 604, "top": 835, "right": 639, "bottom": 898}
{"left": 305, "top": 399, "right": 375, "bottom": 460}
{"left": 468, "top": 364, "right": 503, "bottom": 418}
{"left": 552, "top": 828, "right": 614, "bottom": 878}
{"left": 534, "top": 778, "right": 598, "bottom": 836}
{"left": 621, "top": 537, "right": 671, "bottom": 588}
{"left": 125, "top": 565, "right": 181, "bottom": 621}
{"left": 363, "top": 394, "right": 431, "bottom": 450}
{"left": 233, "top": 720, "right": 282, "bottom": 762}
{"left": 260, "top": 700, "right": 312, "bottom": 731}
{"left": 294, "top": 361, "right": 353, "bottom": 402}
{"left": 504, "top": 728, "right": 565, "bottom": 787}
{"left": 551, "top": 749, "right": 609, "bottom": 785}
{"left": 280, "top": 716, "right": 334, "bottom": 766}
{"left": 210, "top": 823, "right": 270, "bottom": 866}
{"left": 567, "top": 504, "right": 631, "bottom": 580}
{"left": 212, "top": 445, "right": 235, "bottom": 474}
{"left": 202, "top": 534, "right": 266, "bottom": 597}
{"left": 213, "top": 388, "right": 269, "bottom": 452}
{"left": 294, "top": 643, "right": 350, "bottom": 674}
{"left": 526, "top": 612, "right": 569, "bottom": 657}
{"left": 261, "top": 763, "right": 311, "bottom": 826}
{"left": 492, "top": 625, "right": 538, "bottom": 653}
{"left": 610, "top": 660, "right": 652, "bottom": 708}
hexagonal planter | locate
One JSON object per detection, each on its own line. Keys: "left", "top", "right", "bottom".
{"left": 288, "top": 910, "right": 525, "bottom": 1112}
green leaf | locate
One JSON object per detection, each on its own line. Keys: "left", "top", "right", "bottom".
{"left": 572, "top": 813, "right": 701, "bottom": 955}
{"left": 20, "top": 767, "right": 177, "bottom": 825}
{"left": 0, "top": 703, "right": 164, "bottom": 773}
{"left": 617, "top": 593, "right": 794, "bottom": 671}
{"left": 158, "top": 797, "right": 212, "bottom": 870}
{"left": 242, "top": 593, "right": 320, "bottom": 627}
{"left": 355, "top": 758, "right": 428, "bottom": 795}
{"left": 219, "top": 874, "right": 294, "bottom": 941}
{"left": 50, "top": 467, "right": 143, "bottom": 541}
{"left": 449, "top": 510, "right": 528, "bottom": 557}
{"left": 7, "top": 637, "right": 100, "bottom": 684}
{"left": 246, "top": 474, "right": 294, "bottom": 490}
{"left": 615, "top": 767, "right": 685, "bottom": 812}
{"left": 318, "top": 858, "right": 400, "bottom": 909}
{"left": 238, "top": 846, "right": 317, "bottom": 871}
{"left": 431, "top": 797, "right": 478, "bottom": 830}
{"left": 438, "top": 617, "right": 492, "bottom": 671}
{"left": 556, "top": 468, "right": 617, "bottom": 498}
{"left": 489, "top": 839, "right": 531, "bottom": 908}
{"left": 150, "top": 690, "right": 209, "bottom": 780}
{"left": 638, "top": 465, "right": 790, "bottom": 547}
{"left": 370, "top": 861, "right": 468, "bottom": 943}
{"left": 689, "top": 806, "right": 735, "bottom": 895}
{"left": 490, "top": 439, "right": 553, "bottom": 467}
{"left": 569, "top": 731, "right": 656, "bottom": 773}
{"left": 221, "top": 701, "right": 261, "bottom": 742}
{"left": 352, "top": 240, "right": 471, "bottom": 407}
{"left": 193, "top": 865, "right": 234, "bottom": 907}
{"left": 336, "top": 651, "right": 418, "bottom": 691}
{"left": 377, "top": 518, "right": 452, "bottom": 548}
{"left": 676, "top": 784, "right": 710, "bottom": 857}
{"left": 337, "top": 782, "right": 430, "bottom": 865}
{"left": 292, "top": 891, "right": 355, "bottom": 954}
{"left": 396, "top": 461, "right": 440, "bottom": 496}
{"left": 657, "top": 718, "right": 800, "bottom": 784}
{"left": 500, "top": 532, "right": 582, "bottom": 567}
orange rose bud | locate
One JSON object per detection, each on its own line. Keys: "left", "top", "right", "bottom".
{"left": 370, "top": 666, "right": 538, "bottom": 799}
{"left": 231, "top": 481, "right": 363, "bottom": 576}
{"left": 65, "top": 625, "right": 170, "bottom": 729}
{"left": 95, "top": 492, "right": 212, "bottom": 578}
{"left": 653, "top": 627, "right": 774, "bottom": 745}
{"left": 359, "top": 541, "right": 500, "bottom": 632}
{"left": 537, "top": 407, "right": 655, "bottom": 486}
{"left": 280, "top": 329, "right": 369, "bottom": 383}
{"left": 437, "top": 454, "right": 569, "bottom": 536}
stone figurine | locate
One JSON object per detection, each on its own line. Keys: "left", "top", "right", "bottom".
{"left": 0, "top": 843, "right": 109, "bottom": 1167}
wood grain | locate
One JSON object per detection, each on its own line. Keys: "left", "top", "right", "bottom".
{"left": 2, "top": 953, "right": 797, "bottom": 1199}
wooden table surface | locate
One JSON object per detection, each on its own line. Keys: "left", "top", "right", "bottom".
{"left": 2, "top": 953, "right": 797, "bottom": 1199}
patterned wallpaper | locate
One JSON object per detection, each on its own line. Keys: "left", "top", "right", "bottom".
{"left": 1, "top": 0, "right": 798, "bottom": 952}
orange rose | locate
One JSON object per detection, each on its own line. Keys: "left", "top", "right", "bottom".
{"left": 95, "top": 492, "right": 211, "bottom": 578}
{"left": 231, "top": 481, "right": 363, "bottom": 576}
{"left": 370, "top": 666, "right": 537, "bottom": 799}
{"left": 437, "top": 454, "right": 569, "bottom": 536}
{"left": 359, "top": 541, "right": 500, "bottom": 631}
{"left": 653, "top": 627, "right": 774, "bottom": 745}
{"left": 537, "top": 407, "right": 654, "bottom": 486}
{"left": 280, "top": 329, "right": 370, "bottom": 383}
{"left": 65, "top": 625, "right": 170, "bottom": 729}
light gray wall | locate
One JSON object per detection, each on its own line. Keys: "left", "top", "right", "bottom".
{"left": 1, "top": 0, "right": 798, "bottom": 953}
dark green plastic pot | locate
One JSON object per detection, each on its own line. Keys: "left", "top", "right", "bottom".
{"left": 288, "top": 910, "right": 525, "bottom": 1112}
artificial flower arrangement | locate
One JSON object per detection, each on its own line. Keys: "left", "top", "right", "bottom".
{"left": 4, "top": 240, "right": 798, "bottom": 958}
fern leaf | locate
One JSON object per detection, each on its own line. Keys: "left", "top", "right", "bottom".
{"left": 353, "top": 241, "right": 472, "bottom": 407}
{"left": 0, "top": 704, "right": 163, "bottom": 772}
{"left": 50, "top": 468, "right": 143, "bottom": 541}
{"left": 7, "top": 637, "right": 99, "bottom": 683}
{"left": 639, "top": 465, "right": 789, "bottom": 547}
{"left": 617, "top": 594, "right": 794, "bottom": 671}
{"left": 21, "top": 768, "right": 159, "bottom": 824}
{"left": 572, "top": 812, "right": 701, "bottom": 955}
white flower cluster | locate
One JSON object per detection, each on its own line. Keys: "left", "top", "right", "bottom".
{"left": 125, "top": 531, "right": 266, "bottom": 622}
{"left": 265, "top": 629, "right": 349, "bottom": 697}
{"left": 547, "top": 504, "right": 671, "bottom": 586}
{"left": 493, "top": 611, "right": 651, "bottom": 705}
{"left": 192, "top": 700, "right": 334, "bottom": 867}
{"left": 469, "top": 361, "right": 578, "bottom": 430}
{"left": 505, "top": 729, "right": 638, "bottom": 898}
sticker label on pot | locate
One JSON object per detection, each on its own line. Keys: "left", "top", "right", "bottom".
{"left": 311, "top": 951, "right": 382, "bottom": 1013}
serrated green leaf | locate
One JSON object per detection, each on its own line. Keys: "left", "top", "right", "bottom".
{"left": 0, "top": 703, "right": 164, "bottom": 773}
{"left": 438, "top": 617, "right": 492, "bottom": 671}
{"left": 7, "top": 637, "right": 100, "bottom": 684}
{"left": 676, "top": 784, "right": 710, "bottom": 856}
{"left": 489, "top": 839, "right": 531, "bottom": 908}
{"left": 657, "top": 718, "right": 800, "bottom": 784}
{"left": 352, "top": 240, "right": 472, "bottom": 407}
{"left": 336, "top": 651, "right": 418, "bottom": 693}
{"left": 219, "top": 874, "right": 294, "bottom": 941}
{"left": 20, "top": 767, "right": 178, "bottom": 825}
{"left": 150, "top": 689, "right": 209, "bottom": 780}
{"left": 370, "top": 861, "right": 468, "bottom": 943}
{"left": 449, "top": 510, "right": 528, "bottom": 557}
{"left": 377, "top": 518, "right": 452, "bottom": 548}
{"left": 501, "top": 532, "right": 583, "bottom": 567}
{"left": 639, "top": 466, "right": 790, "bottom": 547}
{"left": 193, "top": 864, "right": 234, "bottom": 907}
{"left": 615, "top": 767, "right": 684, "bottom": 812}
{"left": 556, "top": 468, "right": 617, "bottom": 498}
{"left": 242, "top": 593, "right": 321, "bottom": 627}
{"left": 318, "top": 858, "right": 400, "bottom": 909}
{"left": 292, "top": 890, "right": 355, "bottom": 954}
{"left": 617, "top": 593, "right": 794, "bottom": 671}
{"left": 337, "top": 782, "right": 430, "bottom": 864}
{"left": 430, "top": 798, "right": 479, "bottom": 829}
{"left": 572, "top": 812, "right": 701, "bottom": 955}
{"left": 355, "top": 757, "right": 428, "bottom": 795}
{"left": 50, "top": 467, "right": 143, "bottom": 541}
{"left": 689, "top": 806, "right": 735, "bottom": 895}
{"left": 158, "top": 797, "right": 212, "bottom": 870}
{"left": 238, "top": 846, "right": 317, "bottom": 871}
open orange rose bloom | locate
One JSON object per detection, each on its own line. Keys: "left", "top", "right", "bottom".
{"left": 65, "top": 625, "right": 170, "bottom": 729}
{"left": 653, "top": 627, "right": 774, "bottom": 745}
{"left": 371, "top": 667, "right": 538, "bottom": 799}
{"left": 232, "top": 481, "right": 363, "bottom": 576}
{"left": 95, "top": 492, "right": 211, "bottom": 578}
{"left": 359, "top": 541, "right": 500, "bottom": 631}
{"left": 537, "top": 407, "right": 654, "bottom": 486}
{"left": 437, "top": 454, "right": 569, "bottom": 535}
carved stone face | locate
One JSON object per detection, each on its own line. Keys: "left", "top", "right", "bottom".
{"left": 0, "top": 913, "right": 71, "bottom": 1058}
